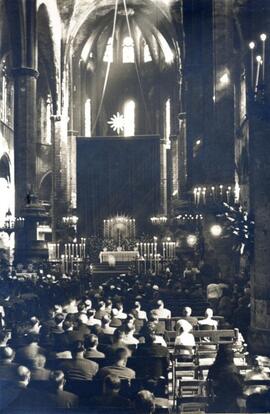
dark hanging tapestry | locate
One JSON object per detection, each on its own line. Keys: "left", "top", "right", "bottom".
{"left": 77, "top": 135, "right": 160, "bottom": 235}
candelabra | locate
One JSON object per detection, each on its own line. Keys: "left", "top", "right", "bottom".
{"left": 0, "top": 209, "right": 24, "bottom": 266}
{"left": 150, "top": 216, "right": 168, "bottom": 225}
{"left": 62, "top": 215, "right": 79, "bottom": 226}
{"left": 248, "top": 33, "right": 270, "bottom": 120}
{"left": 0, "top": 209, "right": 24, "bottom": 237}
{"left": 62, "top": 210, "right": 78, "bottom": 242}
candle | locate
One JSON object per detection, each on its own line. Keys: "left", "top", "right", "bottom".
{"left": 255, "top": 55, "right": 262, "bottom": 91}
{"left": 211, "top": 186, "right": 215, "bottom": 201}
{"left": 260, "top": 34, "right": 267, "bottom": 82}
{"left": 64, "top": 244, "right": 67, "bottom": 256}
{"left": 144, "top": 255, "right": 147, "bottom": 273}
{"left": 193, "top": 188, "right": 197, "bottom": 204}
{"left": 197, "top": 188, "right": 201, "bottom": 205}
{"left": 202, "top": 188, "right": 206, "bottom": 204}
{"left": 249, "top": 41, "right": 255, "bottom": 89}
{"left": 71, "top": 255, "right": 73, "bottom": 273}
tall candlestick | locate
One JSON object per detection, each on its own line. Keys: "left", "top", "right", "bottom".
{"left": 255, "top": 55, "right": 262, "bottom": 91}
{"left": 249, "top": 41, "right": 255, "bottom": 89}
{"left": 260, "top": 34, "right": 267, "bottom": 82}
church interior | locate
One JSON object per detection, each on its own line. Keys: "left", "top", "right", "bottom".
{"left": 1, "top": 0, "right": 270, "bottom": 412}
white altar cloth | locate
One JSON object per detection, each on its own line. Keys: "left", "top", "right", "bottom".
{"left": 99, "top": 250, "right": 139, "bottom": 263}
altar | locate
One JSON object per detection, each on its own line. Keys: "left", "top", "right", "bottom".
{"left": 99, "top": 250, "right": 139, "bottom": 264}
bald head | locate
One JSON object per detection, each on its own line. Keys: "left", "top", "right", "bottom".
{"left": 183, "top": 307, "right": 192, "bottom": 317}
{"left": 0, "top": 346, "right": 14, "bottom": 361}
{"left": 205, "top": 308, "right": 214, "bottom": 318}
{"left": 17, "top": 366, "right": 31, "bottom": 384}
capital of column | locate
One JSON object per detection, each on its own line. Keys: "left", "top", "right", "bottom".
{"left": 11, "top": 67, "right": 39, "bottom": 79}
{"left": 51, "top": 114, "right": 62, "bottom": 122}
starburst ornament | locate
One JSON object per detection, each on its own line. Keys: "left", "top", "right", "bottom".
{"left": 108, "top": 112, "right": 125, "bottom": 135}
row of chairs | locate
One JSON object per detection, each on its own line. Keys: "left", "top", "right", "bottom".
{"left": 164, "top": 328, "right": 238, "bottom": 348}
{"left": 133, "top": 315, "right": 224, "bottom": 335}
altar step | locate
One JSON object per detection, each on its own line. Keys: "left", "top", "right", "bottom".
{"left": 92, "top": 262, "right": 131, "bottom": 273}
{"left": 91, "top": 262, "right": 132, "bottom": 286}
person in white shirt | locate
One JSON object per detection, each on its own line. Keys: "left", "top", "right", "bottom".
{"left": 174, "top": 322, "right": 196, "bottom": 358}
{"left": 87, "top": 309, "right": 101, "bottom": 326}
{"left": 132, "top": 302, "right": 147, "bottom": 320}
{"left": 101, "top": 315, "right": 116, "bottom": 335}
{"left": 198, "top": 308, "right": 218, "bottom": 330}
{"left": 175, "top": 319, "right": 193, "bottom": 334}
{"left": 152, "top": 300, "right": 171, "bottom": 319}
{"left": 122, "top": 322, "right": 139, "bottom": 346}
{"left": 114, "top": 303, "right": 127, "bottom": 320}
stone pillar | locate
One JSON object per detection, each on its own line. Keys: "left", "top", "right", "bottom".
{"left": 51, "top": 115, "right": 69, "bottom": 241}
{"left": 249, "top": 111, "right": 270, "bottom": 355}
{"left": 160, "top": 139, "right": 168, "bottom": 215}
{"left": 12, "top": 67, "right": 39, "bottom": 216}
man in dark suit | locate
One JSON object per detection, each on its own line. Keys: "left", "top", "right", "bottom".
{"left": 0, "top": 347, "right": 19, "bottom": 381}
{"left": 46, "top": 370, "right": 79, "bottom": 409}
{"left": 97, "top": 347, "right": 135, "bottom": 380}
{"left": 29, "top": 354, "right": 51, "bottom": 381}
{"left": 135, "top": 332, "right": 169, "bottom": 361}
{"left": 133, "top": 331, "right": 170, "bottom": 378}
{"left": 15, "top": 333, "right": 45, "bottom": 366}
{"left": 84, "top": 334, "right": 105, "bottom": 359}
{"left": 0, "top": 365, "right": 53, "bottom": 412}
{"left": 58, "top": 340, "right": 99, "bottom": 381}
{"left": 87, "top": 374, "right": 131, "bottom": 408}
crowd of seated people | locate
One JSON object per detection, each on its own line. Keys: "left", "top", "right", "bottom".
{"left": 0, "top": 257, "right": 266, "bottom": 413}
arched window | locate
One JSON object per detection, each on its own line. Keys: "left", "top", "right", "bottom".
{"left": 103, "top": 37, "right": 113, "bottom": 63}
{"left": 123, "top": 36, "right": 135, "bottom": 63}
{"left": 123, "top": 100, "right": 135, "bottom": 136}
{"left": 37, "top": 95, "right": 52, "bottom": 144}
{"left": 165, "top": 98, "right": 171, "bottom": 147}
{"left": 143, "top": 41, "right": 152, "bottom": 63}
{"left": 85, "top": 98, "right": 92, "bottom": 136}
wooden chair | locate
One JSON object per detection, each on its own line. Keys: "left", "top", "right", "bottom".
{"left": 177, "top": 395, "right": 210, "bottom": 413}
{"left": 127, "top": 355, "right": 169, "bottom": 379}
{"left": 64, "top": 378, "right": 103, "bottom": 398}
{"left": 171, "top": 352, "right": 198, "bottom": 407}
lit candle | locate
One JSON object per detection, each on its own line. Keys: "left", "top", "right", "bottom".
{"left": 255, "top": 55, "right": 262, "bottom": 91}
{"left": 193, "top": 188, "right": 197, "bottom": 204}
{"left": 249, "top": 41, "right": 255, "bottom": 89}
{"left": 197, "top": 188, "right": 201, "bottom": 204}
{"left": 260, "top": 34, "right": 267, "bottom": 82}
{"left": 211, "top": 186, "right": 215, "bottom": 201}
{"left": 202, "top": 188, "right": 206, "bottom": 204}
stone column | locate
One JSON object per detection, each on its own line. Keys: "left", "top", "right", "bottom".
{"left": 160, "top": 139, "right": 168, "bottom": 215}
{"left": 51, "top": 115, "right": 69, "bottom": 241}
{"left": 12, "top": 67, "right": 39, "bottom": 216}
{"left": 249, "top": 111, "right": 270, "bottom": 355}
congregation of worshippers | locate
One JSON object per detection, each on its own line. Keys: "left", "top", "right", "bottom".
{"left": 0, "top": 260, "right": 269, "bottom": 414}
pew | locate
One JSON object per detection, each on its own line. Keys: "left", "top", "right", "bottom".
{"left": 164, "top": 328, "right": 238, "bottom": 348}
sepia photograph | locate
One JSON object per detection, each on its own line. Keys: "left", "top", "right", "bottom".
{"left": 0, "top": 0, "right": 269, "bottom": 412}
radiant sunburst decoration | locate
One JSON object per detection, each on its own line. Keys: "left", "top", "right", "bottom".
{"left": 107, "top": 112, "right": 125, "bottom": 135}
